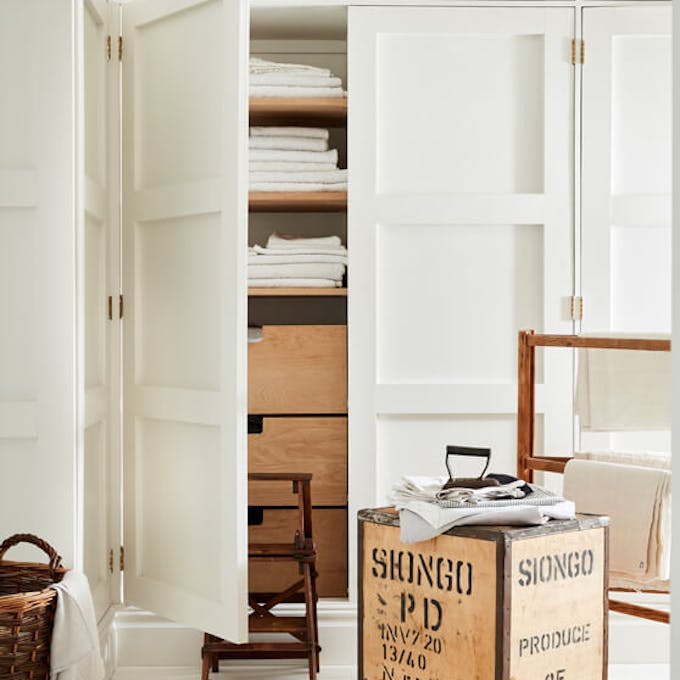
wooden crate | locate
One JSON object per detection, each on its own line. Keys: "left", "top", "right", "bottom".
{"left": 248, "top": 325, "right": 347, "bottom": 414}
{"left": 359, "top": 509, "right": 609, "bottom": 680}
{"left": 248, "top": 416, "right": 347, "bottom": 506}
{"left": 250, "top": 507, "right": 347, "bottom": 598}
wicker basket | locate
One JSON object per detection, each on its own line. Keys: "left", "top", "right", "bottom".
{"left": 0, "top": 534, "right": 66, "bottom": 679}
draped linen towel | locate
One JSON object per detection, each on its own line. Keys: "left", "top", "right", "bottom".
{"left": 575, "top": 347, "right": 671, "bottom": 431}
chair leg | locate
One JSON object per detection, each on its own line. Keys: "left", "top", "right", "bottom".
{"left": 303, "top": 561, "right": 319, "bottom": 680}
{"left": 201, "top": 652, "right": 211, "bottom": 680}
{"left": 211, "top": 655, "right": 219, "bottom": 673}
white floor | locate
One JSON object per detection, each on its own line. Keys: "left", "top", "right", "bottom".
{"left": 114, "top": 664, "right": 670, "bottom": 679}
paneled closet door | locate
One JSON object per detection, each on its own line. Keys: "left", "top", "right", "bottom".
{"left": 0, "top": 0, "right": 79, "bottom": 564}
{"left": 580, "top": 6, "right": 671, "bottom": 451}
{"left": 122, "top": 0, "right": 249, "bottom": 641}
{"left": 349, "top": 6, "right": 574, "bottom": 563}
{"left": 80, "top": 0, "right": 119, "bottom": 619}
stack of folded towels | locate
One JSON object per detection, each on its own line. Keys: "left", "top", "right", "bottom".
{"left": 249, "top": 126, "right": 347, "bottom": 192}
{"left": 250, "top": 57, "right": 345, "bottom": 98}
{"left": 249, "top": 233, "right": 347, "bottom": 289}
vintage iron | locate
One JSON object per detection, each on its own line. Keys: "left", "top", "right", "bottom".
{"left": 442, "top": 445, "right": 501, "bottom": 490}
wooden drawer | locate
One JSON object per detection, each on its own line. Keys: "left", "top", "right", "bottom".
{"left": 248, "top": 325, "right": 347, "bottom": 414}
{"left": 249, "top": 417, "right": 347, "bottom": 506}
{"left": 249, "top": 508, "right": 347, "bottom": 598}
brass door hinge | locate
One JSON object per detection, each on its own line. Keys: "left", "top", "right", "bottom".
{"left": 120, "top": 546, "right": 125, "bottom": 572}
{"left": 108, "top": 548, "right": 114, "bottom": 574}
{"left": 108, "top": 295, "right": 124, "bottom": 319}
{"left": 106, "top": 35, "right": 112, "bottom": 62}
{"left": 118, "top": 35, "right": 123, "bottom": 62}
{"left": 570, "top": 295, "right": 584, "bottom": 321}
{"left": 571, "top": 39, "right": 585, "bottom": 64}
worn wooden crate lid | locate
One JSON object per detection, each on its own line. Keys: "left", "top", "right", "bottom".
{"left": 358, "top": 506, "right": 609, "bottom": 541}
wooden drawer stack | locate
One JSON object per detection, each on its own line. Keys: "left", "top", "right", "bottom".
{"left": 248, "top": 324, "right": 348, "bottom": 597}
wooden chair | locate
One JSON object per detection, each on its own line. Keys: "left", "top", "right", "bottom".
{"left": 517, "top": 329, "right": 671, "bottom": 624}
{"left": 201, "top": 472, "right": 320, "bottom": 679}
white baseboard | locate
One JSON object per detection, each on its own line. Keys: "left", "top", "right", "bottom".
{"left": 112, "top": 598, "right": 669, "bottom": 672}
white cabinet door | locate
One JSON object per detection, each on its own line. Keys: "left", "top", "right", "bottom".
{"left": 581, "top": 7, "right": 671, "bottom": 335}
{"left": 122, "top": 0, "right": 249, "bottom": 642}
{"left": 79, "top": 0, "right": 119, "bottom": 619}
{"left": 580, "top": 7, "right": 671, "bottom": 453}
{"left": 348, "top": 6, "right": 574, "bottom": 558}
{"left": 0, "top": 0, "right": 79, "bottom": 565}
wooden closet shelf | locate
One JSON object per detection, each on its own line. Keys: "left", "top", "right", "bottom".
{"left": 249, "top": 191, "right": 347, "bottom": 212}
{"left": 249, "top": 97, "right": 347, "bottom": 126}
{"left": 248, "top": 287, "right": 347, "bottom": 297}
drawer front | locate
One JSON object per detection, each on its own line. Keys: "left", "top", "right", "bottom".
{"left": 248, "top": 325, "right": 347, "bottom": 414}
{"left": 249, "top": 417, "right": 347, "bottom": 506}
{"left": 249, "top": 508, "right": 347, "bottom": 598}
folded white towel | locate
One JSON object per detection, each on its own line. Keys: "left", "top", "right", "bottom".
{"left": 250, "top": 85, "right": 345, "bottom": 99}
{"left": 248, "top": 278, "right": 341, "bottom": 288}
{"left": 563, "top": 459, "right": 671, "bottom": 583}
{"left": 574, "top": 450, "right": 671, "bottom": 470}
{"left": 249, "top": 161, "right": 337, "bottom": 173}
{"left": 249, "top": 136, "right": 329, "bottom": 152}
{"left": 253, "top": 244, "right": 347, "bottom": 257}
{"left": 250, "top": 127, "right": 329, "bottom": 140}
{"left": 250, "top": 57, "right": 330, "bottom": 77}
{"left": 249, "top": 262, "right": 345, "bottom": 280}
{"left": 267, "top": 234, "right": 343, "bottom": 250}
{"left": 250, "top": 170, "right": 347, "bottom": 184}
{"left": 50, "top": 571, "right": 105, "bottom": 680}
{"left": 250, "top": 181, "right": 347, "bottom": 192}
{"left": 250, "top": 74, "right": 342, "bottom": 88}
{"left": 249, "top": 253, "right": 348, "bottom": 265}
{"left": 398, "top": 500, "right": 576, "bottom": 545}
{"left": 576, "top": 347, "right": 671, "bottom": 431}
{"left": 250, "top": 148, "right": 338, "bottom": 164}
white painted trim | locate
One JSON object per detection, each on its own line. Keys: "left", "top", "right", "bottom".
{"left": 111, "top": 605, "right": 667, "bottom": 670}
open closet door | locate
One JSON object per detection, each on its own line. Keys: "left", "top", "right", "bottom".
{"left": 79, "top": 0, "right": 119, "bottom": 619}
{"left": 122, "top": 0, "right": 249, "bottom": 641}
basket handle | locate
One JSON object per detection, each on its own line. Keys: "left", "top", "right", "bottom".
{"left": 0, "top": 533, "right": 63, "bottom": 572}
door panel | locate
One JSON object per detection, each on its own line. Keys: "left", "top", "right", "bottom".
{"left": 349, "top": 7, "right": 574, "bottom": 597}
{"left": 580, "top": 7, "right": 671, "bottom": 453}
{"left": 122, "top": 0, "right": 248, "bottom": 642}
{"left": 81, "top": 0, "right": 116, "bottom": 619}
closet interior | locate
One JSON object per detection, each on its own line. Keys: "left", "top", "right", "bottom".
{"left": 246, "top": 5, "right": 349, "bottom": 599}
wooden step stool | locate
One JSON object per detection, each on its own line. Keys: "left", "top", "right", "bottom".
{"left": 201, "top": 473, "right": 321, "bottom": 679}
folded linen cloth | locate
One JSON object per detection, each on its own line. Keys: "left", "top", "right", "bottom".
{"left": 267, "top": 234, "right": 343, "bottom": 250}
{"left": 563, "top": 459, "right": 671, "bottom": 583}
{"left": 250, "top": 57, "right": 331, "bottom": 77}
{"left": 249, "top": 253, "right": 348, "bottom": 265}
{"left": 250, "top": 170, "right": 347, "bottom": 184}
{"left": 435, "top": 479, "right": 526, "bottom": 504}
{"left": 248, "top": 277, "right": 341, "bottom": 288}
{"left": 250, "top": 126, "right": 330, "bottom": 140}
{"left": 250, "top": 85, "right": 345, "bottom": 98}
{"left": 253, "top": 245, "right": 347, "bottom": 258}
{"left": 249, "top": 161, "right": 336, "bottom": 173}
{"left": 49, "top": 571, "right": 105, "bottom": 680}
{"left": 250, "top": 181, "right": 347, "bottom": 192}
{"left": 248, "top": 262, "right": 345, "bottom": 280}
{"left": 574, "top": 450, "right": 671, "bottom": 470}
{"left": 250, "top": 148, "right": 338, "bottom": 164}
{"left": 575, "top": 347, "right": 671, "bottom": 431}
{"left": 249, "top": 136, "right": 329, "bottom": 152}
{"left": 398, "top": 500, "right": 576, "bottom": 544}
{"left": 250, "top": 74, "right": 342, "bottom": 88}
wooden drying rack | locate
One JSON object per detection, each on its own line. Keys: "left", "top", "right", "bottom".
{"left": 516, "top": 329, "right": 671, "bottom": 624}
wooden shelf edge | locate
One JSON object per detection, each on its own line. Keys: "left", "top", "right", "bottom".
{"left": 249, "top": 191, "right": 347, "bottom": 212}
{"left": 248, "top": 287, "right": 347, "bottom": 297}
